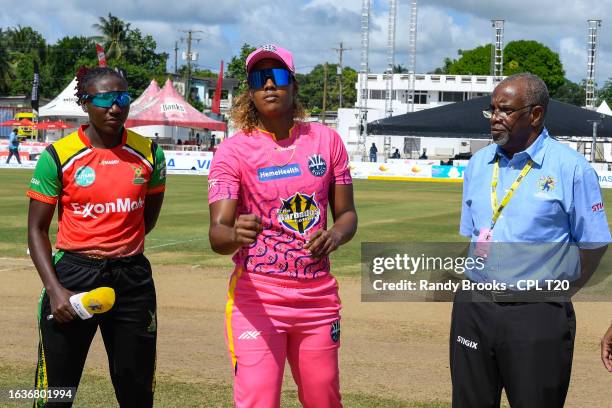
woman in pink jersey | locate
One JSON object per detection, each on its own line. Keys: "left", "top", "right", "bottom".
{"left": 208, "top": 44, "right": 357, "bottom": 408}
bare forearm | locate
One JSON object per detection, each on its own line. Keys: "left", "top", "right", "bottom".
{"left": 144, "top": 193, "right": 164, "bottom": 234}
{"left": 209, "top": 224, "right": 241, "bottom": 255}
{"left": 329, "top": 210, "right": 358, "bottom": 247}
{"left": 28, "top": 228, "right": 62, "bottom": 294}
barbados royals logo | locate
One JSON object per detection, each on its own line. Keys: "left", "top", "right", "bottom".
{"left": 277, "top": 192, "right": 321, "bottom": 234}
{"left": 538, "top": 176, "right": 555, "bottom": 192}
{"left": 307, "top": 154, "right": 327, "bottom": 177}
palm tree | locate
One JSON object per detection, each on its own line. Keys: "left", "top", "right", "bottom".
{"left": 91, "top": 13, "right": 131, "bottom": 60}
{"left": 393, "top": 64, "right": 409, "bottom": 74}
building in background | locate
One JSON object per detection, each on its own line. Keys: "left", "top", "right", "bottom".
{"left": 338, "top": 73, "right": 501, "bottom": 160}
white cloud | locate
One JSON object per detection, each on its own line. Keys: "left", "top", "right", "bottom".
{"left": 0, "top": 1, "right": 610, "bottom": 83}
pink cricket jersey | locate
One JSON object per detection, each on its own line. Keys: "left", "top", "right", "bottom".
{"left": 208, "top": 121, "right": 352, "bottom": 279}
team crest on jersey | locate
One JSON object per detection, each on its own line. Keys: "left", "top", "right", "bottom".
{"left": 330, "top": 320, "right": 340, "bottom": 343}
{"left": 131, "top": 165, "right": 146, "bottom": 185}
{"left": 537, "top": 176, "right": 555, "bottom": 192}
{"left": 307, "top": 154, "right": 327, "bottom": 177}
{"left": 277, "top": 192, "right": 321, "bottom": 234}
{"left": 74, "top": 166, "right": 95, "bottom": 187}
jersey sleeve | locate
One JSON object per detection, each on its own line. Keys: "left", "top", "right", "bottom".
{"left": 570, "top": 162, "right": 612, "bottom": 248}
{"left": 147, "top": 144, "right": 166, "bottom": 195}
{"left": 330, "top": 129, "right": 352, "bottom": 185}
{"left": 208, "top": 140, "right": 241, "bottom": 204}
{"left": 26, "top": 149, "right": 60, "bottom": 204}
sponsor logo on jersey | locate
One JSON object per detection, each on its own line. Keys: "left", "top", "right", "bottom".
{"left": 74, "top": 166, "right": 96, "bottom": 187}
{"left": 537, "top": 175, "right": 555, "bottom": 192}
{"left": 70, "top": 197, "right": 145, "bottom": 219}
{"left": 258, "top": 163, "right": 302, "bottom": 182}
{"left": 277, "top": 192, "right": 320, "bottom": 234}
{"left": 307, "top": 154, "right": 327, "bottom": 177}
{"left": 592, "top": 202, "right": 605, "bottom": 212}
{"left": 131, "top": 165, "right": 146, "bottom": 185}
{"left": 331, "top": 320, "right": 340, "bottom": 343}
{"left": 100, "top": 159, "right": 119, "bottom": 166}
{"left": 457, "top": 335, "right": 478, "bottom": 350}
{"left": 30, "top": 177, "right": 40, "bottom": 186}
{"left": 238, "top": 330, "right": 262, "bottom": 340}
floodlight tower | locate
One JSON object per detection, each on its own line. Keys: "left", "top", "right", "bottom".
{"left": 406, "top": 0, "right": 418, "bottom": 113}
{"left": 586, "top": 19, "right": 602, "bottom": 110}
{"left": 384, "top": 0, "right": 397, "bottom": 119}
{"left": 357, "top": 0, "right": 371, "bottom": 158}
{"left": 491, "top": 20, "right": 504, "bottom": 82}
{"left": 383, "top": 0, "right": 397, "bottom": 161}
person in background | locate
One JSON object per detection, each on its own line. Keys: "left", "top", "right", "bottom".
{"left": 369, "top": 142, "right": 378, "bottom": 162}
{"left": 419, "top": 148, "right": 428, "bottom": 160}
{"left": 391, "top": 148, "right": 401, "bottom": 159}
{"left": 6, "top": 128, "right": 21, "bottom": 164}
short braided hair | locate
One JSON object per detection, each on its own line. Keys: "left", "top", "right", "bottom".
{"left": 74, "top": 66, "right": 127, "bottom": 106}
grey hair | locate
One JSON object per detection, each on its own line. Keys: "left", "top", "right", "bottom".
{"left": 498, "top": 72, "right": 549, "bottom": 115}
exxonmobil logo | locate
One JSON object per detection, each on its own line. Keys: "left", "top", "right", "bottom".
{"left": 70, "top": 197, "right": 144, "bottom": 219}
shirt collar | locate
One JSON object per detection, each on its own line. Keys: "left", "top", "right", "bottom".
{"left": 487, "top": 128, "right": 549, "bottom": 166}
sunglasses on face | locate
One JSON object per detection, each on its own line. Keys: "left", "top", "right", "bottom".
{"left": 247, "top": 68, "right": 293, "bottom": 89}
{"left": 84, "top": 91, "right": 131, "bottom": 108}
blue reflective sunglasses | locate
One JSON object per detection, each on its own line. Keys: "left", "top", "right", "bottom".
{"left": 247, "top": 68, "right": 293, "bottom": 89}
{"left": 84, "top": 91, "right": 131, "bottom": 108}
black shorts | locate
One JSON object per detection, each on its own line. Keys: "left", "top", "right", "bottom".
{"left": 34, "top": 251, "right": 157, "bottom": 408}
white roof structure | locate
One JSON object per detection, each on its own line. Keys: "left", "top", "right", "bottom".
{"left": 39, "top": 78, "right": 87, "bottom": 117}
{"left": 597, "top": 100, "right": 612, "bottom": 116}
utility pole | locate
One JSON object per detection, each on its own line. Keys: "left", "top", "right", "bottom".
{"left": 333, "top": 42, "right": 351, "bottom": 108}
{"left": 174, "top": 41, "right": 178, "bottom": 74}
{"left": 179, "top": 29, "right": 203, "bottom": 98}
{"left": 322, "top": 63, "right": 328, "bottom": 125}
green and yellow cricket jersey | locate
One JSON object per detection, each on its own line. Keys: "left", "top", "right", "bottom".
{"left": 27, "top": 125, "right": 166, "bottom": 258}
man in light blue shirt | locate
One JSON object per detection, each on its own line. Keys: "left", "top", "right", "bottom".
{"left": 6, "top": 128, "right": 21, "bottom": 164}
{"left": 451, "top": 73, "right": 610, "bottom": 408}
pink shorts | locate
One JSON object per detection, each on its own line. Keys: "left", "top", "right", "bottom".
{"left": 225, "top": 267, "right": 342, "bottom": 408}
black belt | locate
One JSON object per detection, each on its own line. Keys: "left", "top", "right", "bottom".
{"left": 472, "top": 288, "right": 570, "bottom": 303}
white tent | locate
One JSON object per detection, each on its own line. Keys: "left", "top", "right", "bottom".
{"left": 39, "top": 78, "right": 88, "bottom": 117}
{"left": 597, "top": 100, "right": 612, "bottom": 116}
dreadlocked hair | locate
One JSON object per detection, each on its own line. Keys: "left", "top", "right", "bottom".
{"left": 230, "top": 87, "right": 306, "bottom": 134}
{"left": 75, "top": 66, "right": 127, "bottom": 106}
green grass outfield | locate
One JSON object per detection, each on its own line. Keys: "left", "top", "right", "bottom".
{"left": 1, "top": 169, "right": 611, "bottom": 407}
{"left": 0, "top": 169, "right": 473, "bottom": 275}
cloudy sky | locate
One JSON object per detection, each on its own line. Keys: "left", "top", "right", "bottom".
{"left": 1, "top": 0, "right": 611, "bottom": 84}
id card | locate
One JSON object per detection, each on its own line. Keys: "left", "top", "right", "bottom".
{"left": 473, "top": 228, "right": 493, "bottom": 258}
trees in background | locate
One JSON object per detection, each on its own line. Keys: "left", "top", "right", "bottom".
{"left": 0, "top": 15, "right": 167, "bottom": 100}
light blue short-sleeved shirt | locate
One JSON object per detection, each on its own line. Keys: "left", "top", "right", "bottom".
{"left": 460, "top": 128, "right": 611, "bottom": 284}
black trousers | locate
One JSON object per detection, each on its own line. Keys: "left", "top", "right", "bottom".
{"left": 6, "top": 149, "right": 21, "bottom": 164}
{"left": 34, "top": 251, "right": 157, "bottom": 408}
{"left": 450, "top": 289, "right": 575, "bottom": 408}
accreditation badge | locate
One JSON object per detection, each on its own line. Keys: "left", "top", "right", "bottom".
{"left": 474, "top": 228, "right": 493, "bottom": 258}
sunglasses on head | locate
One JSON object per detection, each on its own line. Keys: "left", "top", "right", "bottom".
{"left": 247, "top": 68, "right": 293, "bottom": 89}
{"left": 84, "top": 91, "right": 131, "bottom": 108}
